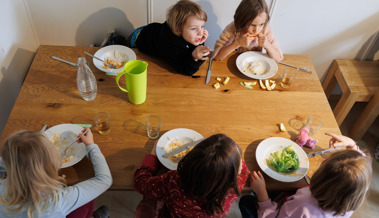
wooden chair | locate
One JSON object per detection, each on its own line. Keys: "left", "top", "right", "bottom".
{"left": 322, "top": 59, "right": 379, "bottom": 139}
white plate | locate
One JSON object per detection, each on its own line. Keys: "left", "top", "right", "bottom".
{"left": 93, "top": 45, "right": 136, "bottom": 76}
{"left": 256, "top": 137, "right": 309, "bottom": 182}
{"left": 43, "top": 124, "right": 86, "bottom": 168}
{"left": 156, "top": 128, "right": 203, "bottom": 170}
{"left": 236, "top": 51, "right": 278, "bottom": 79}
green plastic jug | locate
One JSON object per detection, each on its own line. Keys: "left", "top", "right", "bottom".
{"left": 116, "top": 60, "right": 148, "bottom": 104}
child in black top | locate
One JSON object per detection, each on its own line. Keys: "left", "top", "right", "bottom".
{"left": 127, "top": 0, "right": 210, "bottom": 76}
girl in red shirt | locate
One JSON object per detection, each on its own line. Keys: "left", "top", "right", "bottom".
{"left": 134, "top": 133, "right": 249, "bottom": 217}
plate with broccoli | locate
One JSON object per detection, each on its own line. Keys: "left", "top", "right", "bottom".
{"left": 256, "top": 137, "right": 309, "bottom": 182}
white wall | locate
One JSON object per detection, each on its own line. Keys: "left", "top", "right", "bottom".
{"left": 0, "top": 0, "right": 39, "bottom": 135}
{"left": 26, "top": 0, "right": 148, "bottom": 46}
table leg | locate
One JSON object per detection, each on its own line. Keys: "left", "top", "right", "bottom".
{"left": 322, "top": 61, "right": 339, "bottom": 99}
{"left": 349, "top": 89, "right": 379, "bottom": 140}
{"left": 333, "top": 89, "right": 360, "bottom": 126}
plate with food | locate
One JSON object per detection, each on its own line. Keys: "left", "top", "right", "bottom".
{"left": 256, "top": 137, "right": 309, "bottom": 182}
{"left": 236, "top": 51, "right": 278, "bottom": 79}
{"left": 156, "top": 128, "right": 203, "bottom": 170}
{"left": 43, "top": 124, "right": 86, "bottom": 168}
{"left": 93, "top": 45, "right": 136, "bottom": 75}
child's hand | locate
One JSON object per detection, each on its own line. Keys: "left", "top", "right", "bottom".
{"left": 258, "top": 33, "right": 266, "bottom": 48}
{"left": 325, "top": 132, "right": 358, "bottom": 150}
{"left": 78, "top": 128, "right": 94, "bottom": 146}
{"left": 192, "top": 45, "right": 211, "bottom": 61}
{"left": 249, "top": 171, "right": 269, "bottom": 202}
{"left": 235, "top": 33, "right": 255, "bottom": 48}
{"left": 200, "top": 29, "right": 208, "bottom": 44}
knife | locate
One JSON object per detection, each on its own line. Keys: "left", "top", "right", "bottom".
{"left": 162, "top": 139, "right": 203, "bottom": 158}
{"left": 307, "top": 146, "right": 340, "bottom": 158}
{"left": 40, "top": 125, "right": 47, "bottom": 133}
{"left": 52, "top": 56, "right": 78, "bottom": 67}
{"left": 205, "top": 58, "right": 213, "bottom": 84}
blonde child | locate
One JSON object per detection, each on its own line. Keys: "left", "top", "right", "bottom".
{"left": 127, "top": 0, "right": 210, "bottom": 76}
{"left": 0, "top": 129, "right": 112, "bottom": 218}
{"left": 213, "top": 0, "right": 283, "bottom": 62}
{"left": 134, "top": 134, "right": 249, "bottom": 217}
{"left": 239, "top": 133, "right": 372, "bottom": 217}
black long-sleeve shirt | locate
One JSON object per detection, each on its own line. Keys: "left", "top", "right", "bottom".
{"left": 135, "top": 22, "right": 205, "bottom": 76}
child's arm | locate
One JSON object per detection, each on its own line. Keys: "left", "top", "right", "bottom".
{"left": 249, "top": 171, "right": 269, "bottom": 202}
{"left": 258, "top": 27, "right": 283, "bottom": 62}
{"left": 133, "top": 142, "right": 170, "bottom": 200}
{"left": 214, "top": 33, "right": 254, "bottom": 61}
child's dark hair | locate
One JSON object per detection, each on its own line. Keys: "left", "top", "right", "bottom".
{"left": 177, "top": 134, "right": 242, "bottom": 215}
{"left": 234, "top": 0, "right": 270, "bottom": 33}
{"left": 310, "top": 149, "right": 372, "bottom": 216}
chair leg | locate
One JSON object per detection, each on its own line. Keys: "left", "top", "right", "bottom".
{"left": 322, "top": 61, "right": 338, "bottom": 99}
{"left": 349, "top": 89, "right": 379, "bottom": 140}
{"left": 333, "top": 89, "right": 360, "bottom": 126}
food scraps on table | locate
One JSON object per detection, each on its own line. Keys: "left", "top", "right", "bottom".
{"left": 213, "top": 82, "right": 220, "bottom": 89}
{"left": 259, "top": 79, "right": 276, "bottom": 91}
{"left": 295, "top": 128, "right": 317, "bottom": 149}
{"left": 268, "top": 145, "right": 299, "bottom": 173}
{"left": 279, "top": 123, "right": 287, "bottom": 132}
{"left": 212, "top": 77, "right": 230, "bottom": 89}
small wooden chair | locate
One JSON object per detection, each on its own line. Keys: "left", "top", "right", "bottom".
{"left": 322, "top": 59, "right": 379, "bottom": 139}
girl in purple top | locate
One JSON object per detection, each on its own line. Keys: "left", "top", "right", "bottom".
{"left": 239, "top": 133, "right": 372, "bottom": 218}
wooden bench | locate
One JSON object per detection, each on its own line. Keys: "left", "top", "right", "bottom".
{"left": 322, "top": 59, "right": 379, "bottom": 139}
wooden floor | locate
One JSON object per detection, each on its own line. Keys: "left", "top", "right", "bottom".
{"left": 94, "top": 101, "right": 379, "bottom": 218}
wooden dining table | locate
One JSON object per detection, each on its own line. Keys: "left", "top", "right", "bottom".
{"left": 0, "top": 45, "right": 341, "bottom": 191}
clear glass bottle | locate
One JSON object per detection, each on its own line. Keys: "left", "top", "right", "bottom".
{"left": 77, "top": 57, "right": 97, "bottom": 101}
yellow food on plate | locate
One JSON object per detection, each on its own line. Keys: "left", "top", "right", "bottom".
{"left": 242, "top": 60, "right": 266, "bottom": 75}
{"left": 102, "top": 58, "right": 126, "bottom": 69}
{"left": 51, "top": 133, "right": 75, "bottom": 163}
{"left": 165, "top": 139, "right": 193, "bottom": 163}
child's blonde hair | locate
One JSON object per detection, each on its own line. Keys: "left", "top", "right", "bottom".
{"left": 166, "top": 0, "right": 207, "bottom": 36}
{"left": 0, "top": 131, "right": 66, "bottom": 218}
{"left": 310, "top": 149, "right": 372, "bottom": 216}
{"left": 234, "top": 0, "right": 269, "bottom": 33}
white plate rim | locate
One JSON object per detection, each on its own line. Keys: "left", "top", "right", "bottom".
{"left": 236, "top": 51, "right": 278, "bottom": 79}
{"left": 256, "top": 137, "right": 309, "bottom": 182}
{"left": 43, "top": 124, "right": 86, "bottom": 168}
{"left": 156, "top": 128, "right": 203, "bottom": 170}
{"left": 93, "top": 45, "right": 136, "bottom": 75}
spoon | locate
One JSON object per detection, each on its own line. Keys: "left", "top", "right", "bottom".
{"left": 279, "top": 62, "right": 313, "bottom": 74}
{"left": 62, "top": 128, "right": 89, "bottom": 156}
{"left": 84, "top": 51, "right": 116, "bottom": 69}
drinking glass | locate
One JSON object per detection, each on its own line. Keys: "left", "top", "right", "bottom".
{"left": 280, "top": 69, "right": 297, "bottom": 88}
{"left": 305, "top": 114, "right": 323, "bottom": 136}
{"left": 95, "top": 112, "right": 111, "bottom": 135}
{"left": 146, "top": 116, "right": 161, "bottom": 139}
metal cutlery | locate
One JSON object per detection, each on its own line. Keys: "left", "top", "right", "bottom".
{"left": 307, "top": 146, "right": 340, "bottom": 158}
{"left": 84, "top": 51, "right": 116, "bottom": 69}
{"left": 205, "top": 58, "right": 213, "bottom": 84}
{"left": 62, "top": 128, "right": 89, "bottom": 156}
{"left": 40, "top": 125, "right": 47, "bottom": 133}
{"left": 279, "top": 62, "right": 313, "bottom": 74}
{"left": 52, "top": 56, "right": 78, "bottom": 67}
{"left": 162, "top": 139, "right": 203, "bottom": 158}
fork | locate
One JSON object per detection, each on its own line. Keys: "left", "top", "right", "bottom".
{"left": 84, "top": 51, "right": 116, "bottom": 69}
{"left": 62, "top": 129, "right": 89, "bottom": 156}
{"left": 279, "top": 62, "right": 313, "bottom": 74}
